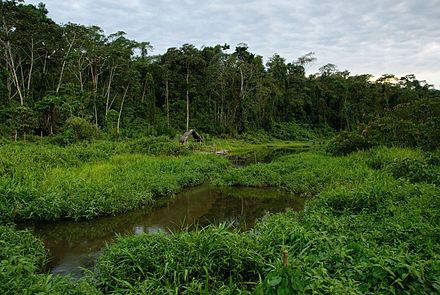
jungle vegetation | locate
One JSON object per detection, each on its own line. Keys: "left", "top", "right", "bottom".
{"left": 1, "top": 1, "right": 439, "bottom": 294}
{"left": 1, "top": 1, "right": 439, "bottom": 143}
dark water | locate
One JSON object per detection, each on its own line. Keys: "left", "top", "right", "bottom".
{"left": 23, "top": 185, "right": 303, "bottom": 277}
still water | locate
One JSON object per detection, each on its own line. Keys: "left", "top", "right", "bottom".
{"left": 24, "top": 185, "right": 303, "bottom": 277}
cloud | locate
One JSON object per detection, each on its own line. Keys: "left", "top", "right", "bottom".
{"left": 27, "top": 0, "right": 440, "bottom": 87}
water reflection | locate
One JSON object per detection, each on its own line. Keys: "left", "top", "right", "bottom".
{"left": 23, "top": 184, "right": 303, "bottom": 277}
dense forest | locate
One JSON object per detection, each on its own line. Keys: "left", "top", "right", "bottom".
{"left": 1, "top": 1, "right": 440, "bottom": 294}
{"left": 1, "top": 0, "right": 439, "bottom": 145}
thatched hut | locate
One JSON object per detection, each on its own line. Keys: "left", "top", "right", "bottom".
{"left": 179, "top": 129, "right": 203, "bottom": 144}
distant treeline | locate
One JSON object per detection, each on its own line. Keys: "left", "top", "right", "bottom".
{"left": 1, "top": 0, "right": 439, "bottom": 141}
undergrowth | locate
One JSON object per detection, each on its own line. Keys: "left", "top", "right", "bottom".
{"left": 0, "top": 141, "right": 228, "bottom": 221}
{"left": 94, "top": 146, "right": 440, "bottom": 294}
{"left": 0, "top": 224, "right": 99, "bottom": 294}
{"left": 1, "top": 142, "right": 439, "bottom": 293}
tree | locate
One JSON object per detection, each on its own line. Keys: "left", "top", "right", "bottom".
{"left": 179, "top": 44, "right": 204, "bottom": 131}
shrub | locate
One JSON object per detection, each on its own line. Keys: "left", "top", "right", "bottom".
{"left": 327, "top": 131, "right": 372, "bottom": 155}
{"left": 362, "top": 98, "right": 440, "bottom": 150}
{"left": 270, "top": 121, "right": 317, "bottom": 141}
{"left": 64, "top": 116, "right": 100, "bottom": 143}
{"left": 238, "top": 129, "right": 273, "bottom": 144}
{"left": 366, "top": 147, "right": 440, "bottom": 185}
{"left": 128, "top": 136, "right": 187, "bottom": 156}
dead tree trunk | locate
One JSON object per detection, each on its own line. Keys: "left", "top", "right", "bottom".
{"left": 186, "top": 66, "right": 190, "bottom": 131}
{"left": 116, "top": 85, "right": 129, "bottom": 136}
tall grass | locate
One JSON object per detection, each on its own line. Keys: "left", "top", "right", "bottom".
{"left": 96, "top": 224, "right": 265, "bottom": 294}
{"left": 216, "top": 151, "right": 373, "bottom": 195}
{"left": 0, "top": 225, "right": 99, "bottom": 294}
{"left": 2, "top": 142, "right": 439, "bottom": 293}
{"left": 94, "top": 147, "right": 440, "bottom": 294}
{"left": 0, "top": 141, "right": 229, "bottom": 221}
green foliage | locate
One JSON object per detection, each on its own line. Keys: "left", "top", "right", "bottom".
{"left": 2, "top": 105, "right": 37, "bottom": 138}
{"left": 238, "top": 129, "right": 273, "bottom": 144}
{"left": 366, "top": 147, "right": 440, "bottom": 185}
{"left": 2, "top": 1, "right": 439, "bottom": 141}
{"left": 216, "top": 151, "right": 372, "bottom": 196}
{"left": 0, "top": 225, "right": 99, "bottom": 294}
{"left": 0, "top": 141, "right": 228, "bottom": 221}
{"left": 270, "top": 121, "right": 317, "bottom": 141}
{"left": 327, "top": 131, "right": 372, "bottom": 155}
{"left": 94, "top": 147, "right": 440, "bottom": 293}
{"left": 96, "top": 225, "right": 265, "bottom": 294}
{"left": 1, "top": 144, "right": 439, "bottom": 293}
{"left": 128, "top": 136, "right": 188, "bottom": 156}
{"left": 363, "top": 98, "right": 440, "bottom": 150}
{"left": 64, "top": 116, "right": 100, "bottom": 142}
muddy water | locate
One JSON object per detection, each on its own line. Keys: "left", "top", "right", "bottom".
{"left": 24, "top": 184, "right": 303, "bottom": 277}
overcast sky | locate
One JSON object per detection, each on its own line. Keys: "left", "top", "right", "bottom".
{"left": 27, "top": 0, "right": 440, "bottom": 88}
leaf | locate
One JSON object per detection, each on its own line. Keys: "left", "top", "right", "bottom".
{"left": 267, "top": 275, "right": 282, "bottom": 287}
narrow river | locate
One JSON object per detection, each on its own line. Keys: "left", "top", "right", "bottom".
{"left": 23, "top": 184, "right": 304, "bottom": 277}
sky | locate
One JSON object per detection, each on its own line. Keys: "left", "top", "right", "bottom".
{"left": 27, "top": 0, "right": 440, "bottom": 88}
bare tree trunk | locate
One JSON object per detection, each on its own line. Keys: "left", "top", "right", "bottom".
{"left": 90, "top": 62, "right": 99, "bottom": 125}
{"left": 74, "top": 55, "right": 85, "bottom": 92}
{"left": 19, "top": 58, "right": 25, "bottom": 91}
{"left": 239, "top": 66, "right": 244, "bottom": 99}
{"left": 7, "top": 76, "right": 12, "bottom": 100}
{"left": 56, "top": 35, "right": 75, "bottom": 94}
{"left": 186, "top": 66, "right": 189, "bottom": 131}
{"left": 220, "top": 73, "right": 225, "bottom": 126}
{"left": 26, "top": 38, "right": 34, "bottom": 95}
{"left": 141, "top": 75, "right": 147, "bottom": 103}
{"left": 165, "top": 75, "right": 169, "bottom": 127}
{"left": 43, "top": 50, "right": 47, "bottom": 73}
{"left": 79, "top": 69, "right": 84, "bottom": 91}
{"left": 1, "top": 18, "right": 23, "bottom": 104}
{"left": 117, "top": 85, "right": 129, "bottom": 136}
{"left": 105, "top": 65, "right": 116, "bottom": 117}
{"left": 6, "top": 41, "right": 24, "bottom": 105}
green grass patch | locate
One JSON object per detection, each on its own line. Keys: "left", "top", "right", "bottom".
{"left": 0, "top": 142, "right": 229, "bottom": 221}
{"left": 96, "top": 225, "right": 265, "bottom": 294}
{"left": 93, "top": 146, "right": 440, "bottom": 294}
{"left": 216, "top": 151, "right": 373, "bottom": 196}
{"left": 201, "top": 138, "right": 315, "bottom": 156}
{"left": 1, "top": 143, "right": 439, "bottom": 293}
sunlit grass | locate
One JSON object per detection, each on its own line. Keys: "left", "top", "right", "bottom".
{"left": 0, "top": 142, "right": 229, "bottom": 221}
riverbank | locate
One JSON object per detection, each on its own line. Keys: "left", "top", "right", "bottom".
{"left": 0, "top": 141, "right": 229, "bottom": 221}
{"left": 95, "top": 146, "right": 440, "bottom": 294}
{"left": 1, "top": 140, "right": 439, "bottom": 293}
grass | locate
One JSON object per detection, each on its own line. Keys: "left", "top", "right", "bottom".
{"left": 93, "top": 146, "right": 440, "bottom": 294}
{"left": 95, "top": 224, "right": 265, "bottom": 294}
{"left": 215, "top": 151, "right": 373, "bottom": 196}
{"left": 0, "top": 224, "right": 99, "bottom": 294}
{"left": 1, "top": 140, "right": 439, "bottom": 293}
{"left": 0, "top": 141, "right": 229, "bottom": 221}
{"left": 201, "top": 138, "right": 316, "bottom": 156}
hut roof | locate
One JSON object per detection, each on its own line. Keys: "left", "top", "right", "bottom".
{"left": 179, "top": 129, "right": 203, "bottom": 144}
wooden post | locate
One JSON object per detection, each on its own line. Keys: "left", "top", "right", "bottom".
{"left": 282, "top": 250, "right": 288, "bottom": 267}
